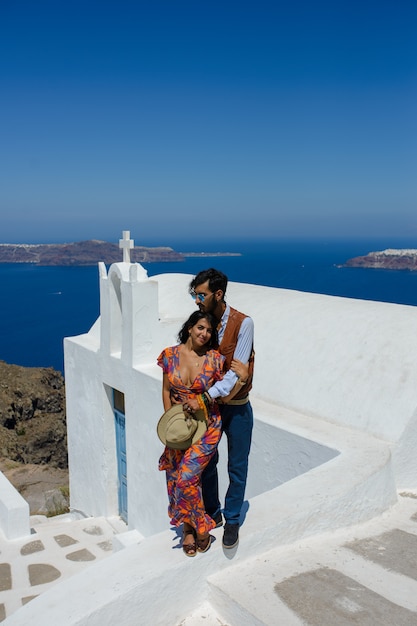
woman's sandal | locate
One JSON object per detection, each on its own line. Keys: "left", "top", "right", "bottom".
{"left": 196, "top": 534, "right": 212, "bottom": 553}
{"left": 182, "top": 529, "right": 197, "bottom": 557}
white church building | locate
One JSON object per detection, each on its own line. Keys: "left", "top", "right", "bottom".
{"left": 3, "top": 231, "right": 417, "bottom": 624}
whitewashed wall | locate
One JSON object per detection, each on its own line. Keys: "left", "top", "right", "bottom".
{"left": 154, "top": 273, "right": 417, "bottom": 489}
{"left": 64, "top": 264, "right": 417, "bottom": 540}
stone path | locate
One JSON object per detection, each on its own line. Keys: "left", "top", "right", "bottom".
{"left": 2, "top": 493, "right": 417, "bottom": 624}
{"left": 200, "top": 491, "right": 417, "bottom": 625}
{"left": 0, "top": 513, "right": 125, "bottom": 622}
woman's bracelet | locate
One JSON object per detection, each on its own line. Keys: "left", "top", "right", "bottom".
{"left": 197, "top": 394, "right": 209, "bottom": 421}
{"left": 202, "top": 392, "right": 213, "bottom": 407}
{"left": 237, "top": 378, "right": 248, "bottom": 385}
{"left": 201, "top": 392, "right": 212, "bottom": 411}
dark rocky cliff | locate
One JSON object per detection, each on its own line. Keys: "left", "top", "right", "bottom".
{"left": 0, "top": 361, "right": 67, "bottom": 468}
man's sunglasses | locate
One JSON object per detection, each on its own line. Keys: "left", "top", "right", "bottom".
{"left": 190, "top": 291, "right": 208, "bottom": 303}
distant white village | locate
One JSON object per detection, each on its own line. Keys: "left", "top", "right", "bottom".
{"left": 372, "top": 248, "right": 417, "bottom": 256}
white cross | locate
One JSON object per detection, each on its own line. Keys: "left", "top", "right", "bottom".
{"left": 119, "top": 230, "right": 134, "bottom": 263}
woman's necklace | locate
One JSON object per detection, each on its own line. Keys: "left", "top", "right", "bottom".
{"left": 189, "top": 345, "right": 205, "bottom": 367}
{"left": 193, "top": 352, "right": 204, "bottom": 367}
{"left": 185, "top": 339, "right": 205, "bottom": 367}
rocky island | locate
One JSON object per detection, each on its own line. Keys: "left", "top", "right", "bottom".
{"left": 0, "top": 240, "right": 184, "bottom": 266}
{"left": 344, "top": 249, "right": 417, "bottom": 271}
{"left": 0, "top": 241, "right": 242, "bottom": 266}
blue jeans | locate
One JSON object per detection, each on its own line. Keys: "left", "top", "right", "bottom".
{"left": 202, "top": 401, "right": 253, "bottom": 525}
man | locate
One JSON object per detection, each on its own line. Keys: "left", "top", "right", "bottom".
{"left": 189, "top": 268, "right": 254, "bottom": 549}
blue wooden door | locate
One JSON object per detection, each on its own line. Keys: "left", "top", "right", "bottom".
{"left": 114, "top": 408, "right": 128, "bottom": 522}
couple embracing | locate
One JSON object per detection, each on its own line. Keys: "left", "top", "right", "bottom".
{"left": 157, "top": 268, "right": 254, "bottom": 556}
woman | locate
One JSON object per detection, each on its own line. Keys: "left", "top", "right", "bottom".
{"left": 157, "top": 310, "right": 246, "bottom": 556}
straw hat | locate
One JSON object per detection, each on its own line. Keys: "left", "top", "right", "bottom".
{"left": 157, "top": 404, "right": 207, "bottom": 450}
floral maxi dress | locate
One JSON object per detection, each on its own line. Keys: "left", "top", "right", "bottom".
{"left": 157, "top": 345, "right": 225, "bottom": 535}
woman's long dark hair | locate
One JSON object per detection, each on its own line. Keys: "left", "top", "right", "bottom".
{"left": 178, "top": 310, "right": 219, "bottom": 349}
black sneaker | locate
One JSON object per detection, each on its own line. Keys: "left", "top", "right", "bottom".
{"left": 212, "top": 513, "right": 223, "bottom": 528}
{"left": 222, "top": 523, "right": 239, "bottom": 549}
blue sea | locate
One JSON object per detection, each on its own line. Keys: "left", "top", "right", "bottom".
{"left": 1, "top": 238, "right": 417, "bottom": 374}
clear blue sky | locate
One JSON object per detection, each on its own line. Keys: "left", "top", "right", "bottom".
{"left": 1, "top": 0, "right": 416, "bottom": 245}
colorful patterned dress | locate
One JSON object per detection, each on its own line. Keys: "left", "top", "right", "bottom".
{"left": 157, "top": 345, "right": 225, "bottom": 535}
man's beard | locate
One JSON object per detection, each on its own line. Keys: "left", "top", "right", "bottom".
{"left": 202, "top": 302, "right": 215, "bottom": 315}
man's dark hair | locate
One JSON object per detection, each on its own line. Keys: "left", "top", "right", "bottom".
{"left": 177, "top": 310, "right": 219, "bottom": 349}
{"left": 189, "top": 268, "right": 228, "bottom": 298}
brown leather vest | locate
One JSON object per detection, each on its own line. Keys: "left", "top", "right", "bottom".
{"left": 219, "top": 306, "right": 254, "bottom": 399}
